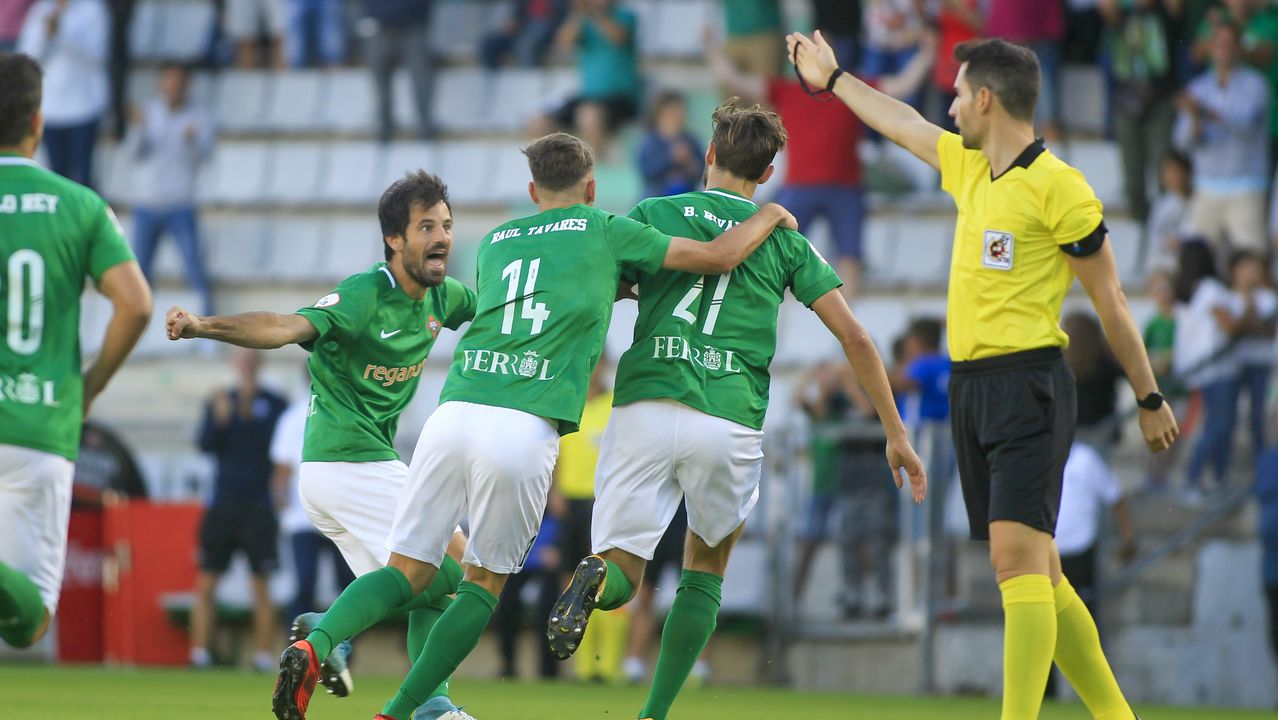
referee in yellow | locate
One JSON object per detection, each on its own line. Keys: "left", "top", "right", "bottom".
{"left": 788, "top": 33, "right": 1179, "bottom": 720}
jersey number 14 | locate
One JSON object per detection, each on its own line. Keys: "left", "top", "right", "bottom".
{"left": 2, "top": 249, "right": 44, "bottom": 355}
{"left": 673, "top": 272, "right": 731, "bottom": 335}
{"left": 500, "top": 258, "right": 551, "bottom": 335}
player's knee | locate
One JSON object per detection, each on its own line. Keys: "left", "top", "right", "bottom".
{"left": 683, "top": 534, "right": 732, "bottom": 576}
{"left": 462, "top": 564, "right": 508, "bottom": 597}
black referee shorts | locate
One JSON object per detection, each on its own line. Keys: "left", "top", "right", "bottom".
{"left": 949, "top": 347, "right": 1076, "bottom": 541}
{"left": 198, "top": 502, "right": 279, "bottom": 576}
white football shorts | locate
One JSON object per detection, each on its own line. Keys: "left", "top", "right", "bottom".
{"left": 591, "top": 400, "right": 764, "bottom": 560}
{"left": 0, "top": 444, "right": 74, "bottom": 613}
{"left": 387, "top": 401, "right": 560, "bottom": 574}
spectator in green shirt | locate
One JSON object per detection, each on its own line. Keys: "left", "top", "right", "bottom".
{"left": 721, "top": 0, "right": 784, "bottom": 78}
{"left": 530, "top": 0, "right": 641, "bottom": 155}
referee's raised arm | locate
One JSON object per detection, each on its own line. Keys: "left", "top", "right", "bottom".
{"left": 786, "top": 30, "right": 943, "bottom": 170}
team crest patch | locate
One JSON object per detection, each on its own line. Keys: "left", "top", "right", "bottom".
{"left": 426, "top": 315, "right": 442, "bottom": 338}
{"left": 314, "top": 292, "right": 340, "bottom": 308}
{"left": 982, "top": 230, "right": 1014, "bottom": 270}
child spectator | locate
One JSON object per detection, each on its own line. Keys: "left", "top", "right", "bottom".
{"left": 1227, "top": 251, "right": 1277, "bottom": 457}
{"left": 1145, "top": 151, "right": 1193, "bottom": 272}
{"left": 636, "top": 90, "right": 705, "bottom": 199}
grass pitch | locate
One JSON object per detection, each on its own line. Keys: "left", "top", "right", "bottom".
{"left": 0, "top": 665, "right": 1269, "bottom": 720}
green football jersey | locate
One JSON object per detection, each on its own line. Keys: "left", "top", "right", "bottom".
{"left": 0, "top": 155, "right": 136, "bottom": 460}
{"left": 440, "top": 204, "right": 671, "bottom": 434}
{"left": 615, "top": 189, "right": 842, "bottom": 430}
{"left": 296, "top": 265, "right": 476, "bottom": 462}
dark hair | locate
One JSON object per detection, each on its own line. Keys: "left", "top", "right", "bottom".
{"left": 523, "top": 133, "right": 594, "bottom": 192}
{"left": 906, "top": 317, "right": 943, "bottom": 352}
{"left": 378, "top": 171, "right": 451, "bottom": 260}
{"left": 1228, "top": 248, "right": 1267, "bottom": 278}
{"left": 1062, "top": 311, "right": 1109, "bottom": 381}
{"left": 1173, "top": 238, "right": 1217, "bottom": 303}
{"left": 0, "top": 54, "right": 42, "bottom": 147}
{"left": 953, "top": 39, "right": 1040, "bottom": 122}
{"left": 891, "top": 335, "right": 907, "bottom": 364}
{"left": 648, "top": 89, "right": 686, "bottom": 128}
{"left": 709, "top": 97, "right": 787, "bottom": 181}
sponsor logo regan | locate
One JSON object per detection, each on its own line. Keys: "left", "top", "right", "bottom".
{"left": 364, "top": 360, "right": 425, "bottom": 387}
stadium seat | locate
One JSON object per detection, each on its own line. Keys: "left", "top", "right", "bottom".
{"left": 98, "top": 141, "right": 143, "bottom": 207}
{"left": 199, "top": 141, "right": 270, "bottom": 206}
{"left": 1105, "top": 216, "right": 1144, "bottom": 284}
{"left": 488, "top": 68, "right": 547, "bottom": 132}
{"left": 436, "top": 141, "right": 495, "bottom": 206}
{"left": 320, "top": 142, "right": 384, "bottom": 206}
{"left": 264, "top": 72, "right": 326, "bottom": 133}
{"left": 391, "top": 70, "right": 424, "bottom": 134}
{"left": 318, "top": 70, "right": 377, "bottom": 135}
{"left": 430, "top": 67, "right": 491, "bottom": 134}
{"left": 429, "top": 0, "right": 495, "bottom": 61}
{"left": 631, "top": 0, "right": 664, "bottom": 57}
{"left": 214, "top": 71, "right": 272, "bottom": 134}
{"left": 266, "top": 217, "right": 331, "bottom": 282}
{"left": 134, "top": 289, "right": 207, "bottom": 357}
{"left": 156, "top": 1, "right": 216, "bottom": 61}
{"left": 488, "top": 140, "right": 535, "bottom": 205}
{"left": 377, "top": 141, "right": 440, "bottom": 192}
{"left": 322, "top": 216, "right": 387, "bottom": 281}
{"left": 203, "top": 215, "right": 273, "bottom": 283}
{"left": 264, "top": 143, "right": 326, "bottom": 206}
{"left": 539, "top": 68, "right": 580, "bottom": 113}
{"left": 1061, "top": 140, "right": 1123, "bottom": 209}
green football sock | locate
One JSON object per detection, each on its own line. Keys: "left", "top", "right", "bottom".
{"left": 0, "top": 561, "right": 45, "bottom": 648}
{"left": 399, "top": 555, "right": 464, "bottom": 612}
{"left": 382, "top": 582, "right": 498, "bottom": 718}
{"left": 595, "top": 558, "right": 636, "bottom": 611}
{"left": 406, "top": 595, "right": 455, "bottom": 703}
{"left": 307, "top": 566, "right": 413, "bottom": 662}
{"left": 639, "top": 570, "right": 723, "bottom": 720}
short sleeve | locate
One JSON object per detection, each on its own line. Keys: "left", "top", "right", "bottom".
{"left": 441, "top": 276, "right": 477, "bottom": 329}
{"left": 86, "top": 200, "right": 136, "bottom": 282}
{"left": 937, "top": 131, "right": 971, "bottom": 198}
{"left": 605, "top": 213, "right": 672, "bottom": 278}
{"left": 622, "top": 201, "right": 655, "bottom": 284}
{"left": 1045, "top": 167, "right": 1105, "bottom": 245}
{"left": 269, "top": 404, "right": 303, "bottom": 466}
{"left": 295, "top": 277, "right": 375, "bottom": 347}
{"left": 786, "top": 230, "right": 842, "bottom": 306}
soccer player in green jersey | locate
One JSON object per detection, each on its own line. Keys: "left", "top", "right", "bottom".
{"left": 546, "top": 99, "right": 928, "bottom": 720}
{"left": 273, "top": 132, "right": 798, "bottom": 720}
{"left": 166, "top": 172, "right": 476, "bottom": 720}
{"left": 0, "top": 54, "right": 152, "bottom": 650}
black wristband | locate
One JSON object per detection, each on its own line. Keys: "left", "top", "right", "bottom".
{"left": 825, "top": 67, "right": 845, "bottom": 93}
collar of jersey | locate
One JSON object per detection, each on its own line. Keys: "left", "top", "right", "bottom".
{"left": 989, "top": 137, "right": 1046, "bottom": 182}
{"left": 0, "top": 153, "right": 37, "bottom": 166}
{"left": 703, "top": 188, "right": 757, "bottom": 206}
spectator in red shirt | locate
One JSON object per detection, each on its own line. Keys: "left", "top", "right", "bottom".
{"left": 706, "top": 28, "right": 933, "bottom": 297}
{"left": 930, "top": 0, "right": 984, "bottom": 132}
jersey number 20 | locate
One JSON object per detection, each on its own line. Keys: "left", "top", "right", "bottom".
{"left": 500, "top": 258, "right": 550, "bottom": 335}
{"left": 2, "top": 249, "right": 44, "bottom": 355}
{"left": 672, "top": 272, "right": 731, "bottom": 335}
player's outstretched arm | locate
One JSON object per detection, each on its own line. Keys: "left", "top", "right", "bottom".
{"left": 1066, "top": 240, "right": 1179, "bottom": 453}
{"left": 786, "top": 30, "right": 943, "bottom": 171}
{"left": 810, "top": 289, "right": 927, "bottom": 503}
{"left": 83, "top": 261, "right": 153, "bottom": 418}
{"left": 166, "top": 307, "right": 318, "bottom": 349}
{"left": 661, "top": 202, "right": 797, "bottom": 274}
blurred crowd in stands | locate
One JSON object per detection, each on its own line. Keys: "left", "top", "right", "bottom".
{"left": 6, "top": 0, "right": 1277, "bottom": 675}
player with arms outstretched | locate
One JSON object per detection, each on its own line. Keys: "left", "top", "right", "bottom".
{"left": 0, "top": 53, "right": 152, "bottom": 650}
{"left": 168, "top": 172, "right": 475, "bottom": 720}
{"left": 547, "top": 99, "right": 927, "bottom": 720}
{"left": 272, "top": 133, "right": 798, "bottom": 720}
{"left": 789, "top": 32, "right": 1178, "bottom": 720}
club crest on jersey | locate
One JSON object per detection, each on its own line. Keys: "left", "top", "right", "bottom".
{"left": 314, "top": 292, "right": 341, "bottom": 308}
{"left": 982, "top": 230, "right": 1014, "bottom": 270}
{"left": 426, "top": 315, "right": 442, "bottom": 338}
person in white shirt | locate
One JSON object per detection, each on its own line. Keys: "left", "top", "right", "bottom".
{"left": 17, "top": 0, "right": 108, "bottom": 188}
{"left": 269, "top": 394, "right": 356, "bottom": 638}
{"left": 1226, "top": 251, "right": 1277, "bottom": 458}
{"left": 1174, "top": 240, "right": 1242, "bottom": 493}
{"left": 1056, "top": 443, "right": 1134, "bottom": 592}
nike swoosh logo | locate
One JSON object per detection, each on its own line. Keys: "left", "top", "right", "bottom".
{"left": 380, "top": 329, "right": 401, "bottom": 339}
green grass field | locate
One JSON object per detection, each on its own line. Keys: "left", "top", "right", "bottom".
{"left": 0, "top": 666, "right": 1271, "bottom": 720}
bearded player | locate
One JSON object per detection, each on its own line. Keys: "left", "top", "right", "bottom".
{"left": 547, "top": 99, "right": 927, "bottom": 720}
{"left": 168, "top": 172, "right": 475, "bottom": 720}
{"left": 272, "top": 133, "right": 798, "bottom": 720}
{"left": 0, "top": 52, "right": 152, "bottom": 652}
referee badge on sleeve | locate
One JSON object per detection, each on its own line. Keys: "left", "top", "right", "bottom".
{"left": 982, "top": 230, "right": 1014, "bottom": 270}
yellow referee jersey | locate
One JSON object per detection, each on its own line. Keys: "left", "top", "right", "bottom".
{"left": 937, "top": 131, "right": 1104, "bottom": 361}
{"left": 555, "top": 391, "right": 613, "bottom": 500}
